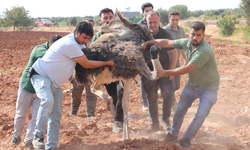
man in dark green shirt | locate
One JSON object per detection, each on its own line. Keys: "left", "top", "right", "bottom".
{"left": 142, "top": 21, "right": 220, "bottom": 148}
{"left": 10, "top": 35, "right": 62, "bottom": 149}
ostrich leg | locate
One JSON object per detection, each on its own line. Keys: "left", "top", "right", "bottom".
{"left": 122, "top": 78, "right": 133, "bottom": 139}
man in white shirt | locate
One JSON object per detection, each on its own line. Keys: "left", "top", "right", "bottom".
{"left": 30, "top": 21, "right": 114, "bottom": 150}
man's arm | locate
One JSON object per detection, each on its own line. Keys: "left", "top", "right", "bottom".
{"left": 169, "top": 49, "right": 177, "bottom": 69}
{"left": 141, "top": 39, "right": 174, "bottom": 51}
{"left": 180, "top": 49, "right": 187, "bottom": 65}
{"left": 157, "top": 62, "right": 197, "bottom": 77}
{"left": 74, "top": 55, "right": 114, "bottom": 69}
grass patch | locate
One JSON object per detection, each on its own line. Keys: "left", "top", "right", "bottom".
{"left": 218, "top": 38, "right": 224, "bottom": 42}
{"left": 230, "top": 43, "right": 250, "bottom": 47}
{"left": 232, "top": 40, "right": 240, "bottom": 43}
{"left": 39, "top": 37, "right": 45, "bottom": 41}
{"left": 139, "top": 141, "right": 146, "bottom": 149}
{"left": 229, "top": 60, "right": 238, "bottom": 65}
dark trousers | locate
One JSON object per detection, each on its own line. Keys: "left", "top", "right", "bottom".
{"left": 142, "top": 75, "right": 174, "bottom": 124}
{"left": 104, "top": 81, "right": 124, "bottom": 123}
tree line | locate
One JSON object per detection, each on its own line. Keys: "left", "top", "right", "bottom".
{"left": 0, "top": 1, "right": 249, "bottom": 30}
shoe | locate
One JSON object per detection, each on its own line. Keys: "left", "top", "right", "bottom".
{"left": 142, "top": 104, "right": 148, "bottom": 111}
{"left": 180, "top": 138, "right": 193, "bottom": 148}
{"left": 163, "top": 132, "right": 178, "bottom": 142}
{"left": 25, "top": 139, "right": 33, "bottom": 149}
{"left": 160, "top": 118, "right": 171, "bottom": 131}
{"left": 112, "top": 121, "right": 123, "bottom": 133}
{"left": 10, "top": 136, "right": 21, "bottom": 145}
{"left": 46, "top": 146, "right": 57, "bottom": 150}
{"left": 71, "top": 111, "right": 77, "bottom": 116}
{"left": 33, "top": 135, "right": 45, "bottom": 149}
{"left": 146, "top": 123, "right": 159, "bottom": 134}
{"left": 87, "top": 114, "right": 96, "bottom": 119}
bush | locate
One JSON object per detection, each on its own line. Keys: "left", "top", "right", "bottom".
{"left": 242, "top": 26, "right": 250, "bottom": 40}
{"left": 216, "top": 15, "right": 239, "bottom": 36}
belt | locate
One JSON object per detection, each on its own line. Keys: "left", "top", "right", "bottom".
{"left": 33, "top": 69, "right": 39, "bottom": 75}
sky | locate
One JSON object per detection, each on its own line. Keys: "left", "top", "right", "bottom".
{"left": 0, "top": 0, "right": 242, "bottom": 18}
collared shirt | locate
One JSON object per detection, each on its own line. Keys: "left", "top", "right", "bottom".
{"left": 138, "top": 18, "right": 147, "bottom": 26}
{"left": 163, "top": 24, "right": 185, "bottom": 58}
{"left": 92, "top": 31, "right": 103, "bottom": 43}
{"left": 173, "top": 38, "right": 220, "bottom": 88}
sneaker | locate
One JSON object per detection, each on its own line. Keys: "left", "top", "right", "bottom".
{"left": 146, "top": 123, "right": 159, "bottom": 134}
{"left": 87, "top": 114, "right": 96, "bottom": 119}
{"left": 180, "top": 138, "right": 193, "bottom": 148}
{"left": 160, "top": 118, "right": 171, "bottom": 131}
{"left": 71, "top": 111, "right": 77, "bottom": 116}
{"left": 163, "top": 132, "right": 178, "bottom": 142}
{"left": 46, "top": 146, "right": 57, "bottom": 150}
{"left": 24, "top": 139, "right": 33, "bottom": 149}
{"left": 112, "top": 121, "right": 123, "bottom": 133}
{"left": 10, "top": 136, "right": 21, "bottom": 145}
{"left": 33, "top": 135, "right": 45, "bottom": 149}
{"left": 142, "top": 104, "right": 149, "bottom": 111}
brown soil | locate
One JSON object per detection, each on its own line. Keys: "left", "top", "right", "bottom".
{"left": 0, "top": 31, "right": 250, "bottom": 150}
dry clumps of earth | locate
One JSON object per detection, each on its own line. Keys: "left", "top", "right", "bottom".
{"left": 0, "top": 30, "right": 250, "bottom": 150}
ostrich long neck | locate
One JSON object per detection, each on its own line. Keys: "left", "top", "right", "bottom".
{"left": 151, "top": 56, "right": 163, "bottom": 71}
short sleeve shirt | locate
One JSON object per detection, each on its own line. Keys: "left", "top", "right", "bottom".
{"left": 92, "top": 31, "right": 103, "bottom": 43}
{"left": 163, "top": 24, "right": 185, "bottom": 57}
{"left": 32, "top": 33, "right": 84, "bottom": 88}
{"left": 172, "top": 38, "right": 220, "bottom": 88}
{"left": 138, "top": 18, "right": 147, "bottom": 26}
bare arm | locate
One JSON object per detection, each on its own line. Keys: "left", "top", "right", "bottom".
{"left": 169, "top": 49, "right": 177, "bottom": 69}
{"left": 180, "top": 49, "right": 187, "bottom": 65}
{"left": 157, "top": 62, "right": 197, "bottom": 77}
{"left": 168, "top": 48, "right": 178, "bottom": 80}
{"left": 141, "top": 39, "right": 174, "bottom": 51}
{"left": 74, "top": 55, "right": 114, "bottom": 69}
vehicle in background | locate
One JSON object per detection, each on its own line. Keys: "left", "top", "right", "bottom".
{"left": 35, "top": 19, "right": 53, "bottom": 27}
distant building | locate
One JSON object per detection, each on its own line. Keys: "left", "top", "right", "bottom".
{"left": 117, "top": 11, "right": 140, "bottom": 19}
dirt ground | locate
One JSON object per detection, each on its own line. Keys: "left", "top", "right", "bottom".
{"left": 0, "top": 30, "right": 250, "bottom": 150}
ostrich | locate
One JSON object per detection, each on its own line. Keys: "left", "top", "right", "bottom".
{"left": 72, "top": 9, "right": 163, "bottom": 139}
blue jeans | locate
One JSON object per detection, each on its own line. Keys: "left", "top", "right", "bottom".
{"left": 141, "top": 75, "right": 174, "bottom": 124}
{"left": 31, "top": 75, "right": 63, "bottom": 149}
{"left": 171, "top": 85, "right": 219, "bottom": 140}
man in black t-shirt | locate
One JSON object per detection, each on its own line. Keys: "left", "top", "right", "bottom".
{"left": 142, "top": 10, "right": 177, "bottom": 134}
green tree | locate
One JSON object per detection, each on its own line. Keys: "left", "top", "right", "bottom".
{"left": 216, "top": 15, "right": 239, "bottom": 36}
{"left": 168, "top": 5, "right": 190, "bottom": 19}
{"left": 191, "top": 10, "right": 204, "bottom": 17}
{"left": 220, "top": 9, "right": 232, "bottom": 18}
{"left": 240, "top": 0, "right": 250, "bottom": 25}
{"left": 69, "top": 17, "right": 77, "bottom": 26}
{"left": 157, "top": 8, "right": 169, "bottom": 26}
{"left": 2, "top": 6, "right": 32, "bottom": 30}
{"left": 232, "top": 8, "right": 244, "bottom": 18}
